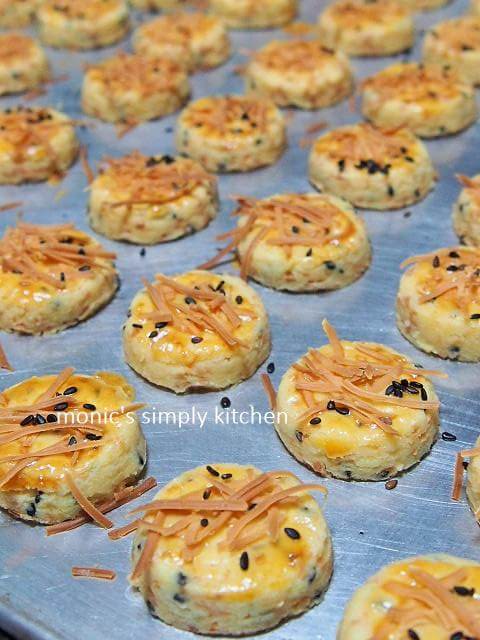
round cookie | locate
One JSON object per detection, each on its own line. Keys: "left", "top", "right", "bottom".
{"left": 37, "top": 0, "right": 130, "bottom": 50}
{"left": 317, "top": 0, "right": 414, "bottom": 57}
{"left": 176, "top": 95, "right": 286, "bottom": 173}
{"left": 309, "top": 123, "right": 436, "bottom": 210}
{"left": 245, "top": 40, "right": 353, "bottom": 110}
{"left": 0, "top": 0, "right": 37, "bottom": 28}
{"left": 132, "top": 12, "right": 231, "bottom": 73}
{"left": 0, "top": 34, "right": 49, "bottom": 97}
{"left": 123, "top": 271, "right": 270, "bottom": 392}
{"left": 275, "top": 320, "right": 440, "bottom": 481}
{"left": 0, "top": 106, "right": 78, "bottom": 184}
{"left": 88, "top": 151, "right": 218, "bottom": 245}
{"left": 82, "top": 53, "right": 189, "bottom": 125}
{"left": 200, "top": 193, "right": 371, "bottom": 292}
{"left": 0, "top": 222, "right": 118, "bottom": 335}
{"left": 130, "top": 464, "right": 332, "bottom": 636}
{"left": 338, "top": 554, "right": 480, "bottom": 640}
{"left": 453, "top": 174, "right": 480, "bottom": 246}
{"left": 209, "top": 0, "right": 297, "bottom": 29}
{"left": 397, "top": 246, "right": 480, "bottom": 361}
{"left": 423, "top": 17, "right": 480, "bottom": 86}
{"left": 361, "top": 63, "right": 477, "bottom": 138}
{"left": 0, "top": 368, "right": 146, "bottom": 525}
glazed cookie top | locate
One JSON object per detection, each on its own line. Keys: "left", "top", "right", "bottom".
{"left": 321, "top": 0, "right": 410, "bottom": 27}
{"left": 179, "top": 95, "right": 282, "bottom": 141}
{"left": 400, "top": 246, "right": 480, "bottom": 319}
{"left": 346, "top": 554, "right": 480, "bottom": 639}
{"left": 93, "top": 151, "right": 216, "bottom": 206}
{"left": 426, "top": 16, "right": 480, "bottom": 52}
{"left": 249, "top": 39, "right": 350, "bottom": 72}
{"left": 311, "top": 123, "right": 425, "bottom": 175}
{"left": 137, "top": 12, "right": 224, "bottom": 43}
{"left": 85, "top": 53, "right": 186, "bottom": 96}
{"left": 280, "top": 320, "right": 441, "bottom": 452}
{"left": 0, "top": 32, "right": 40, "bottom": 62}
{"left": 0, "top": 222, "right": 117, "bottom": 295}
{"left": 40, "top": 0, "right": 127, "bottom": 20}
{"left": 127, "top": 271, "right": 267, "bottom": 361}
{"left": 0, "top": 106, "right": 74, "bottom": 164}
{"left": 200, "top": 193, "right": 365, "bottom": 278}
{"left": 361, "top": 63, "right": 473, "bottom": 104}
{"left": 130, "top": 464, "right": 329, "bottom": 593}
{"left": 0, "top": 367, "right": 141, "bottom": 492}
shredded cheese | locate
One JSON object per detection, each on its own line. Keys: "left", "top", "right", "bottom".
{"left": 71, "top": 567, "right": 116, "bottom": 580}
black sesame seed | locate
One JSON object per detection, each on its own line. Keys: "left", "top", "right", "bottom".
{"left": 385, "top": 384, "right": 396, "bottom": 396}
{"left": 173, "top": 593, "right": 185, "bottom": 603}
{"left": 295, "top": 430, "right": 304, "bottom": 442}
{"left": 26, "top": 504, "right": 36, "bottom": 517}
{"left": 327, "top": 400, "right": 336, "bottom": 410}
{"left": 68, "top": 436, "right": 77, "bottom": 446}
{"left": 442, "top": 432, "right": 457, "bottom": 442}
{"left": 185, "top": 296, "right": 196, "bottom": 305}
{"left": 310, "top": 416, "right": 321, "bottom": 425}
{"left": 235, "top": 295, "right": 243, "bottom": 305}
{"left": 239, "top": 551, "right": 249, "bottom": 570}
{"left": 46, "top": 414, "right": 57, "bottom": 423}
{"left": 433, "top": 255, "right": 440, "bottom": 268}
{"left": 470, "top": 313, "right": 480, "bottom": 320}
{"left": 35, "top": 414, "right": 46, "bottom": 425}
{"left": 200, "top": 518, "right": 209, "bottom": 527}
{"left": 306, "top": 248, "right": 313, "bottom": 257}
{"left": 203, "top": 488, "right": 211, "bottom": 500}
{"left": 140, "top": 248, "right": 146, "bottom": 257}
{"left": 453, "top": 585, "right": 475, "bottom": 597}
{"left": 284, "top": 527, "right": 301, "bottom": 540}
{"left": 148, "top": 330, "right": 158, "bottom": 339}
{"left": 336, "top": 406, "right": 350, "bottom": 415}
{"left": 206, "top": 465, "right": 220, "bottom": 477}
{"left": 78, "top": 265, "right": 90, "bottom": 272}
{"left": 408, "top": 630, "right": 420, "bottom": 640}
{"left": 20, "top": 414, "right": 35, "bottom": 426}
{"left": 54, "top": 402, "right": 68, "bottom": 411}
{"left": 267, "top": 362, "right": 275, "bottom": 374}
{"left": 177, "top": 572, "right": 188, "bottom": 586}
{"left": 155, "top": 321, "right": 168, "bottom": 329}
{"left": 191, "top": 336, "right": 203, "bottom": 344}
{"left": 63, "top": 386, "right": 77, "bottom": 396}
{"left": 420, "top": 388, "right": 428, "bottom": 401}
{"left": 449, "top": 250, "right": 460, "bottom": 258}
{"left": 86, "top": 433, "right": 102, "bottom": 441}
{"left": 221, "top": 473, "right": 232, "bottom": 480}
{"left": 324, "top": 260, "right": 336, "bottom": 270}
{"left": 83, "top": 403, "right": 96, "bottom": 411}
{"left": 221, "top": 397, "right": 231, "bottom": 408}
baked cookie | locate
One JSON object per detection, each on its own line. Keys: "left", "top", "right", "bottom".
{"left": 275, "top": 320, "right": 441, "bottom": 481}
{"left": 133, "top": 12, "right": 231, "bottom": 73}
{"left": 309, "top": 123, "right": 435, "bottom": 210}
{"left": 82, "top": 53, "right": 189, "bottom": 125}
{"left": 317, "top": 0, "right": 414, "bottom": 57}
{"left": 0, "top": 0, "right": 37, "bottom": 28}
{"left": 338, "top": 554, "right": 480, "bottom": 640}
{"left": 453, "top": 174, "right": 480, "bottom": 246}
{"left": 209, "top": 0, "right": 297, "bottom": 29}
{"left": 0, "top": 106, "right": 78, "bottom": 184}
{"left": 176, "top": 95, "right": 286, "bottom": 173}
{"left": 130, "top": 464, "right": 332, "bottom": 635}
{"left": 397, "top": 246, "right": 480, "bottom": 361}
{"left": 37, "top": 0, "right": 130, "bottom": 50}
{"left": 423, "top": 17, "right": 480, "bottom": 86}
{"left": 0, "top": 222, "right": 118, "bottom": 334}
{"left": 0, "top": 34, "right": 49, "bottom": 97}
{"left": 245, "top": 40, "right": 353, "bottom": 110}
{"left": 0, "top": 368, "right": 146, "bottom": 525}
{"left": 200, "top": 193, "right": 371, "bottom": 292}
{"left": 123, "top": 271, "right": 270, "bottom": 392}
{"left": 89, "top": 152, "right": 218, "bottom": 245}
{"left": 361, "top": 63, "right": 477, "bottom": 138}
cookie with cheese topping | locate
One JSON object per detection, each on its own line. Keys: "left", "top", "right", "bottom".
{"left": 89, "top": 152, "right": 218, "bottom": 245}
{"left": 133, "top": 12, "right": 231, "bottom": 73}
{"left": 423, "top": 17, "right": 480, "bottom": 86}
{"left": 209, "top": 0, "right": 297, "bottom": 29}
{"left": 129, "top": 464, "right": 332, "bottom": 635}
{"left": 38, "top": 0, "right": 129, "bottom": 50}
{"left": 317, "top": 0, "right": 414, "bottom": 57}
{"left": 0, "top": 368, "right": 146, "bottom": 525}
{"left": 453, "top": 174, "right": 480, "bottom": 246}
{"left": 338, "top": 554, "right": 480, "bottom": 640}
{"left": 0, "top": 222, "right": 118, "bottom": 335}
{"left": 275, "top": 320, "right": 441, "bottom": 481}
{"left": 123, "top": 271, "right": 270, "bottom": 392}
{"left": 176, "top": 95, "right": 286, "bottom": 173}
{"left": 200, "top": 193, "right": 371, "bottom": 292}
{"left": 245, "top": 40, "right": 353, "bottom": 110}
{"left": 0, "top": 0, "right": 38, "bottom": 28}
{"left": 82, "top": 53, "right": 190, "bottom": 125}
{"left": 0, "top": 106, "right": 78, "bottom": 184}
{"left": 361, "top": 63, "right": 477, "bottom": 138}
{"left": 309, "top": 123, "right": 436, "bottom": 210}
{"left": 0, "top": 34, "right": 49, "bottom": 97}
{"left": 397, "top": 246, "right": 480, "bottom": 361}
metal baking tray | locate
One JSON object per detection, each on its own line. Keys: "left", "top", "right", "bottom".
{"left": 0, "top": 0, "right": 479, "bottom": 638}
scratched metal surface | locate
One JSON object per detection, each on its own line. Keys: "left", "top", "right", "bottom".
{"left": 0, "top": 1, "right": 479, "bottom": 638}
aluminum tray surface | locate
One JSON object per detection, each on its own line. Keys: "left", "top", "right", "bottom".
{"left": 0, "top": 1, "right": 479, "bottom": 639}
